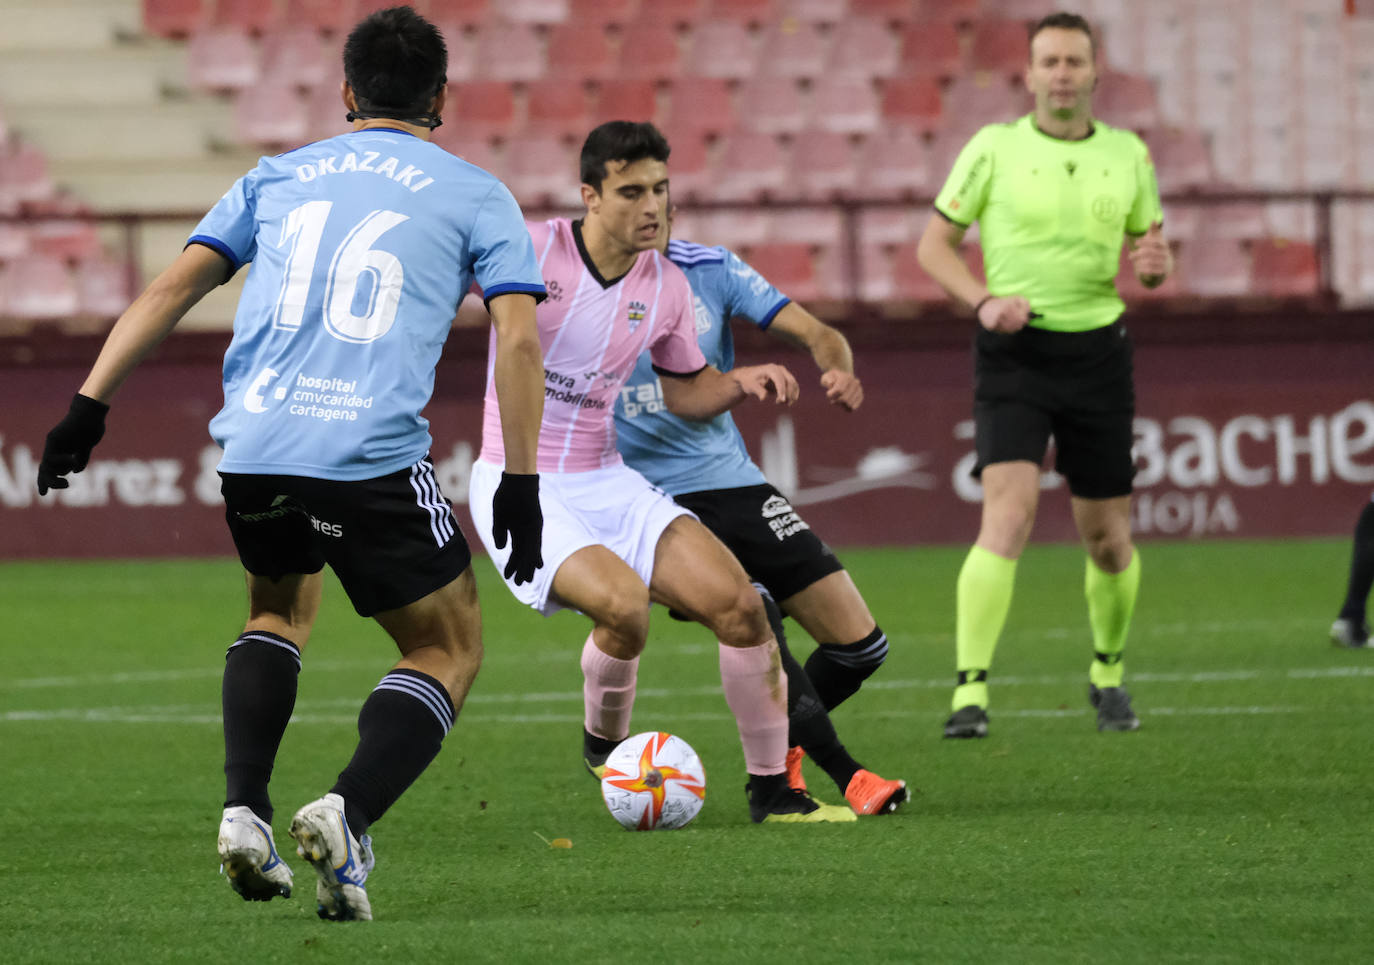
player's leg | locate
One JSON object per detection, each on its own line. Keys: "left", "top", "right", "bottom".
{"left": 649, "top": 517, "right": 854, "bottom": 823}
{"left": 783, "top": 571, "right": 888, "bottom": 712}
{"left": 1072, "top": 494, "right": 1141, "bottom": 731}
{"left": 945, "top": 460, "right": 1041, "bottom": 737}
{"left": 1333, "top": 496, "right": 1374, "bottom": 647}
{"left": 549, "top": 545, "right": 652, "bottom": 774}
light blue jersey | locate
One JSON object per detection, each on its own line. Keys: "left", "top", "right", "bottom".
{"left": 200, "top": 128, "right": 545, "bottom": 480}
{"left": 613, "top": 239, "right": 789, "bottom": 495}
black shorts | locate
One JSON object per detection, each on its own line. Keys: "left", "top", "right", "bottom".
{"left": 972, "top": 320, "right": 1136, "bottom": 499}
{"left": 220, "top": 456, "right": 472, "bottom": 617}
{"left": 673, "top": 483, "right": 843, "bottom": 603}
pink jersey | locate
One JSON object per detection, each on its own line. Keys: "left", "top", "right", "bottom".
{"left": 479, "top": 218, "right": 707, "bottom": 473}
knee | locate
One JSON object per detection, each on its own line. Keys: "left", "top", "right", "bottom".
{"left": 712, "top": 581, "right": 771, "bottom": 647}
{"left": 979, "top": 502, "right": 1036, "bottom": 557}
{"left": 1085, "top": 532, "right": 1134, "bottom": 573}
{"left": 597, "top": 584, "right": 651, "bottom": 653}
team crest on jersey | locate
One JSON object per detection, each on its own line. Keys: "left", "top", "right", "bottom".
{"left": 627, "top": 300, "right": 647, "bottom": 332}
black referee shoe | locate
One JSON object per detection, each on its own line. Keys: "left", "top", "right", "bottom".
{"left": 1089, "top": 684, "right": 1140, "bottom": 732}
{"left": 942, "top": 704, "right": 989, "bottom": 739}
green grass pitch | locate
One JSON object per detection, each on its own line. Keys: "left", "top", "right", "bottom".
{"left": 3, "top": 540, "right": 1372, "bottom": 963}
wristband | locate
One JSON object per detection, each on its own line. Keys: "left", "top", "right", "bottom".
{"left": 973, "top": 295, "right": 993, "bottom": 318}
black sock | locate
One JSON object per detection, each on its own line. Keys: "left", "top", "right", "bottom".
{"left": 1339, "top": 500, "right": 1374, "bottom": 623}
{"left": 330, "top": 669, "right": 455, "bottom": 839}
{"left": 747, "top": 771, "right": 789, "bottom": 800}
{"left": 583, "top": 729, "right": 619, "bottom": 762}
{"left": 222, "top": 631, "right": 301, "bottom": 823}
{"left": 759, "top": 586, "right": 861, "bottom": 791}
{"left": 804, "top": 626, "right": 889, "bottom": 711}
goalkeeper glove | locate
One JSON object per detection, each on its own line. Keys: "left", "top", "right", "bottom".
{"left": 492, "top": 471, "right": 543, "bottom": 585}
{"left": 37, "top": 393, "right": 109, "bottom": 495}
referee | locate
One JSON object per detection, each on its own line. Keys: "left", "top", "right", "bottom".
{"left": 916, "top": 12, "right": 1172, "bottom": 738}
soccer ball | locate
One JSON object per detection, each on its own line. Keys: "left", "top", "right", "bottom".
{"left": 599, "top": 731, "right": 707, "bottom": 831}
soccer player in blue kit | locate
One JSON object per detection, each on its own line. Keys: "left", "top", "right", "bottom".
{"left": 613, "top": 211, "right": 909, "bottom": 815}
{"left": 34, "top": 7, "right": 547, "bottom": 921}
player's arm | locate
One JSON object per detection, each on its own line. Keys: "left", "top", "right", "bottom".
{"left": 36, "top": 243, "right": 228, "bottom": 494}
{"left": 658, "top": 362, "right": 799, "bottom": 422}
{"left": 1127, "top": 222, "right": 1172, "bottom": 288}
{"left": 765, "top": 301, "right": 862, "bottom": 411}
{"left": 916, "top": 214, "right": 1031, "bottom": 334}
{"left": 486, "top": 292, "right": 543, "bottom": 475}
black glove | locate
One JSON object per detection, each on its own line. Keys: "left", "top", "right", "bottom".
{"left": 37, "top": 393, "right": 109, "bottom": 495}
{"left": 492, "top": 471, "right": 543, "bottom": 585}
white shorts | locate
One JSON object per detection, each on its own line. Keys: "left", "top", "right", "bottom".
{"left": 468, "top": 460, "right": 694, "bottom": 616}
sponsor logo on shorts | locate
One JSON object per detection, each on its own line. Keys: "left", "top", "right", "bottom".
{"left": 760, "top": 494, "right": 810, "bottom": 541}
{"left": 237, "top": 494, "right": 343, "bottom": 538}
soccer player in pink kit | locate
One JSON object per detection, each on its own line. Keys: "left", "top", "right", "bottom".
{"left": 469, "top": 122, "right": 854, "bottom": 823}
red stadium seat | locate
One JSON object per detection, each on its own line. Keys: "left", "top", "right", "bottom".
{"left": 260, "top": 26, "right": 331, "bottom": 92}
{"left": 1180, "top": 239, "right": 1250, "bottom": 297}
{"left": 567, "top": 0, "right": 640, "bottom": 30}
{"left": 283, "top": 0, "right": 355, "bottom": 34}
{"left": 429, "top": 0, "right": 494, "bottom": 30}
{"left": 659, "top": 127, "right": 712, "bottom": 201}
{"left": 739, "top": 242, "right": 819, "bottom": 302}
{"left": 524, "top": 79, "right": 592, "bottom": 141}
{"left": 684, "top": 21, "right": 758, "bottom": 82}
{"left": 789, "top": 131, "right": 856, "bottom": 201}
{"left": 1145, "top": 127, "right": 1216, "bottom": 192}
{"left": 784, "top": 0, "right": 848, "bottom": 25}
{"left": 642, "top": 0, "right": 709, "bottom": 29}
{"left": 854, "top": 127, "right": 934, "bottom": 200}
{"left": 847, "top": 0, "right": 921, "bottom": 25}
{"left": 703, "top": 0, "right": 775, "bottom": 27}
{"left": 502, "top": 134, "right": 580, "bottom": 208}
{"left": 498, "top": 0, "right": 570, "bottom": 25}
{"left": 616, "top": 23, "right": 683, "bottom": 82}
{"left": 737, "top": 77, "right": 806, "bottom": 136}
{"left": 914, "top": 0, "right": 979, "bottom": 24}
{"left": 0, "top": 253, "right": 79, "bottom": 320}
{"left": 1190, "top": 199, "right": 1266, "bottom": 242}
{"left": 233, "top": 85, "right": 310, "bottom": 149}
{"left": 446, "top": 81, "right": 518, "bottom": 142}
{"left": 212, "top": 0, "right": 280, "bottom": 33}
{"left": 827, "top": 16, "right": 902, "bottom": 79}
{"left": 890, "top": 242, "right": 951, "bottom": 302}
{"left": 663, "top": 78, "right": 735, "bottom": 138}
{"left": 0, "top": 142, "right": 57, "bottom": 209}
{"left": 970, "top": 19, "right": 1030, "bottom": 77}
{"left": 544, "top": 24, "right": 618, "bottom": 82}
{"left": 0, "top": 223, "right": 30, "bottom": 260}
{"left": 808, "top": 75, "right": 881, "bottom": 135}
{"left": 941, "top": 76, "right": 1029, "bottom": 137}
{"left": 881, "top": 74, "right": 944, "bottom": 136}
{"left": 591, "top": 81, "right": 660, "bottom": 126}
{"left": 28, "top": 206, "right": 101, "bottom": 262}
{"left": 305, "top": 78, "right": 349, "bottom": 141}
{"left": 74, "top": 255, "right": 136, "bottom": 319}
{"left": 1250, "top": 238, "right": 1320, "bottom": 297}
{"left": 470, "top": 23, "right": 546, "bottom": 83}
{"left": 1096, "top": 71, "right": 1161, "bottom": 132}
{"left": 143, "top": 0, "right": 207, "bottom": 39}
{"left": 712, "top": 132, "right": 789, "bottom": 202}
{"left": 896, "top": 21, "right": 962, "bottom": 80}
{"left": 431, "top": 130, "right": 500, "bottom": 172}
{"left": 756, "top": 22, "right": 830, "bottom": 80}
{"left": 770, "top": 208, "right": 844, "bottom": 246}
{"left": 186, "top": 26, "right": 262, "bottom": 93}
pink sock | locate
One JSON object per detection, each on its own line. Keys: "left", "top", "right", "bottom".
{"left": 718, "top": 640, "right": 788, "bottom": 774}
{"left": 581, "top": 633, "right": 639, "bottom": 741}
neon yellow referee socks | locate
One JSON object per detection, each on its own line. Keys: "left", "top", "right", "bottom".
{"left": 1086, "top": 550, "right": 1141, "bottom": 689}
{"left": 952, "top": 545, "right": 1018, "bottom": 710}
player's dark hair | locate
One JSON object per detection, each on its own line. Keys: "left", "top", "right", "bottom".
{"left": 343, "top": 6, "right": 447, "bottom": 129}
{"left": 579, "top": 121, "right": 672, "bottom": 192}
{"left": 1028, "top": 11, "right": 1096, "bottom": 60}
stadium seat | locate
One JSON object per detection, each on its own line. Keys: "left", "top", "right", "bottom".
{"left": 847, "top": 0, "right": 922, "bottom": 25}
{"left": 212, "top": 0, "right": 281, "bottom": 34}
{"left": 1095, "top": 71, "right": 1161, "bottom": 132}
{"left": 915, "top": 0, "right": 979, "bottom": 23}
{"left": 233, "top": 85, "right": 310, "bottom": 149}
{"left": 852, "top": 243, "right": 897, "bottom": 301}
{"left": 808, "top": 75, "right": 882, "bottom": 135}
{"left": 0, "top": 143, "right": 56, "bottom": 209}
{"left": 497, "top": 0, "right": 570, "bottom": 25}
{"left": 524, "top": 79, "right": 592, "bottom": 141}
{"left": 881, "top": 74, "right": 944, "bottom": 136}
{"left": 770, "top": 208, "right": 844, "bottom": 246}
{"left": 429, "top": 0, "right": 495, "bottom": 30}
{"left": 682, "top": 208, "right": 772, "bottom": 249}
{"left": 854, "top": 127, "right": 934, "bottom": 200}
{"left": 756, "top": 22, "right": 830, "bottom": 80}
{"left": 1250, "top": 238, "right": 1321, "bottom": 297}
{"left": 1181, "top": 239, "right": 1250, "bottom": 297}
{"left": 737, "top": 77, "right": 806, "bottom": 136}
{"left": 445, "top": 81, "right": 518, "bottom": 142}
{"left": 615, "top": 23, "right": 683, "bottom": 83}
{"left": 0, "top": 253, "right": 79, "bottom": 320}
{"left": 544, "top": 24, "right": 618, "bottom": 82}
{"left": 282, "top": 0, "right": 355, "bottom": 34}
{"left": 305, "top": 79, "right": 350, "bottom": 142}
{"left": 185, "top": 26, "right": 262, "bottom": 93}
{"left": 259, "top": 26, "right": 331, "bottom": 92}
{"left": 782, "top": 0, "right": 848, "bottom": 26}
{"left": 28, "top": 202, "right": 101, "bottom": 263}
{"left": 789, "top": 130, "right": 856, "bottom": 201}
{"left": 979, "top": 0, "right": 1055, "bottom": 19}
{"left": 643, "top": 0, "right": 709, "bottom": 29}
{"left": 591, "top": 80, "right": 660, "bottom": 126}
{"left": 895, "top": 21, "right": 963, "bottom": 80}
{"left": 143, "top": 0, "right": 208, "bottom": 39}
{"left": 0, "top": 223, "right": 29, "bottom": 260}
{"left": 470, "top": 23, "right": 546, "bottom": 83}
{"left": 1190, "top": 198, "right": 1266, "bottom": 242}
{"left": 826, "top": 17, "right": 902, "bottom": 79}
{"left": 567, "top": 0, "right": 640, "bottom": 30}
{"left": 712, "top": 132, "right": 789, "bottom": 202}
{"left": 739, "top": 242, "right": 819, "bottom": 302}
{"left": 684, "top": 21, "right": 758, "bottom": 82}
{"left": 663, "top": 78, "right": 736, "bottom": 138}
{"left": 74, "top": 255, "right": 136, "bottom": 319}
{"left": 703, "top": 0, "right": 776, "bottom": 27}
{"left": 858, "top": 207, "right": 923, "bottom": 246}
{"left": 941, "top": 76, "right": 1029, "bottom": 137}
{"left": 502, "top": 134, "right": 580, "bottom": 208}
{"left": 1145, "top": 127, "right": 1216, "bottom": 192}
{"left": 889, "top": 242, "right": 952, "bottom": 302}
{"left": 969, "top": 20, "right": 1030, "bottom": 78}
{"left": 657, "top": 127, "right": 712, "bottom": 201}
{"left": 432, "top": 131, "right": 501, "bottom": 174}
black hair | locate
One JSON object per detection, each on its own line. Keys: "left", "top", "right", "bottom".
{"left": 343, "top": 6, "right": 447, "bottom": 128}
{"left": 1028, "top": 11, "right": 1096, "bottom": 60}
{"left": 579, "top": 121, "right": 672, "bottom": 192}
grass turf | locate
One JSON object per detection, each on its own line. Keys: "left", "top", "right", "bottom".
{"left": 2, "top": 540, "right": 1371, "bottom": 963}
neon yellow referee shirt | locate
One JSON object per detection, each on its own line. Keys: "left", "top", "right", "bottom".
{"left": 934, "top": 114, "right": 1164, "bottom": 332}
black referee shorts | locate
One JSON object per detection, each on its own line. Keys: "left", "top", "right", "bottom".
{"left": 972, "top": 320, "right": 1136, "bottom": 500}
{"left": 220, "top": 455, "right": 472, "bottom": 617}
{"left": 673, "top": 483, "right": 844, "bottom": 602}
